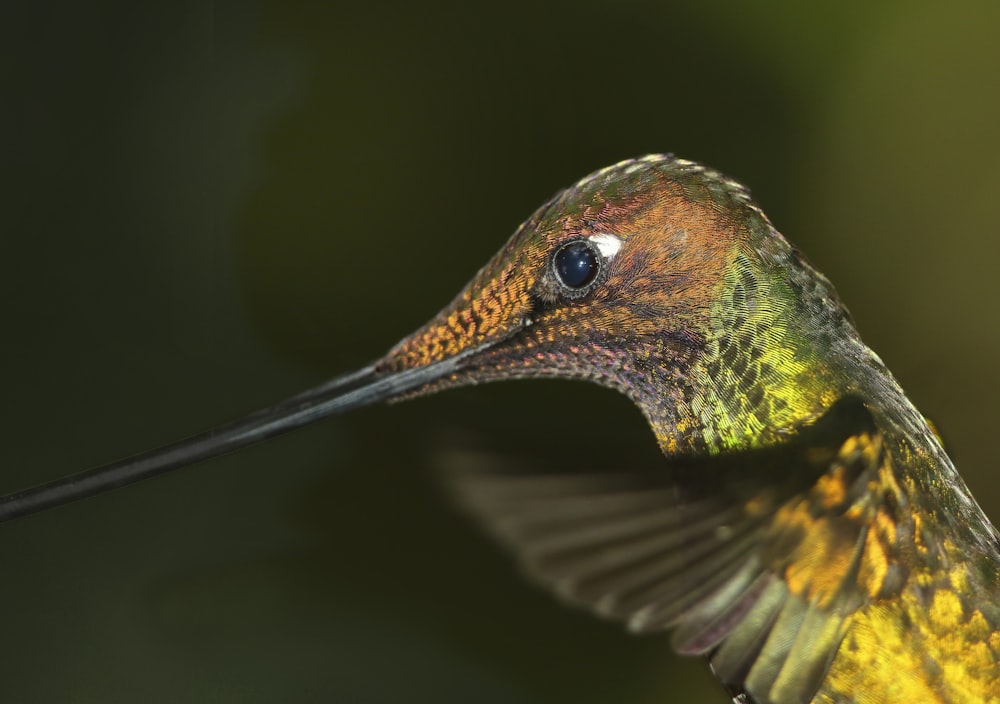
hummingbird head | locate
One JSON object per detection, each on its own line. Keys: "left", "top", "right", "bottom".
{"left": 376, "top": 155, "right": 855, "bottom": 454}
{"left": 0, "top": 154, "right": 869, "bottom": 521}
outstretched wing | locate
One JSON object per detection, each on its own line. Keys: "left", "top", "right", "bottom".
{"left": 445, "top": 396, "right": 895, "bottom": 704}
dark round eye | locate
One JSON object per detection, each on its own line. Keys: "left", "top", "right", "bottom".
{"left": 553, "top": 241, "right": 599, "bottom": 290}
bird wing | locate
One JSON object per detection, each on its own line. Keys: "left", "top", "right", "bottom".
{"left": 445, "top": 396, "right": 892, "bottom": 704}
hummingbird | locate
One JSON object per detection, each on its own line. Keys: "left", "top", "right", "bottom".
{"left": 2, "top": 154, "right": 998, "bottom": 703}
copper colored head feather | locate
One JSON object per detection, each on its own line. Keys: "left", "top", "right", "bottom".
{"left": 379, "top": 155, "right": 852, "bottom": 454}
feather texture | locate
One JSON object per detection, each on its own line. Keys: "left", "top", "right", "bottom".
{"left": 444, "top": 397, "right": 888, "bottom": 703}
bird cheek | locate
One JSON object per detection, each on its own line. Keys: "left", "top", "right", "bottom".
{"left": 494, "top": 323, "right": 624, "bottom": 378}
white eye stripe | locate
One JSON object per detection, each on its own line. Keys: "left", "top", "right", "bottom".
{"left": 587, "top": 233, "right": 624, "bottom": 259}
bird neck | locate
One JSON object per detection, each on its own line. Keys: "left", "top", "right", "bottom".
{"left": 638, "top": 248, "right": 853, "bottom": 458}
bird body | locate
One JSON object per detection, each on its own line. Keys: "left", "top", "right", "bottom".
{"left": 5, "top": 154, "right": 998, "bottom": 702}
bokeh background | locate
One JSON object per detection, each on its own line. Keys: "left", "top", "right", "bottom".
{"left": 3, "top": 2, "right": 999, "bottom": 702}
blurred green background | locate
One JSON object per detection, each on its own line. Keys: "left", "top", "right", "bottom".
{"left": 2, "top": 2, "right": 999, "bottom": 702}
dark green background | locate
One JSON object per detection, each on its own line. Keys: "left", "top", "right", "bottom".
{"left": 3, "top": 2, "right": 998, "bottom": 702}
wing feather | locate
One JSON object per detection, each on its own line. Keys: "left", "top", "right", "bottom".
{"left": 443, "top": 396, "right": 891, "bottom": 704}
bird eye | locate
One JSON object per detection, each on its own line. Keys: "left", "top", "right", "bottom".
{"left": 553, "top": 241, "right": 600, "bottom": 290}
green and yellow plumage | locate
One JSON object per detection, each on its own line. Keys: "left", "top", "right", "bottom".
{"left": 381, "top": 156, "right": 1000, "bottom": 702}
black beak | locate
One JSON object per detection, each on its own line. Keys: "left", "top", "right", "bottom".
{"left": 0, "top": 353, "right": 472, "bottom": 523}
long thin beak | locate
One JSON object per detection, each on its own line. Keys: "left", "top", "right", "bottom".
{"left": 0, "top": 352, "right": 473, "bottom": 523}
